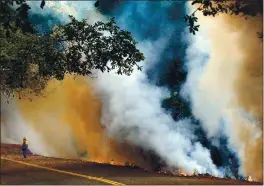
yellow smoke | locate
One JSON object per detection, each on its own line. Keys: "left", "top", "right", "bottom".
{"left": 197, "top": 9, "right": 263, "bottom": 181}
{"left": 229, "top": 15, "right": 263, "bottom": 182}
{"left": 16, "top": 76, "right": 128, "bottom": 163}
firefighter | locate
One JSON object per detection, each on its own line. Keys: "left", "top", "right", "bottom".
{"left": 21, "top": 137, "right": 29, "bottom": 158}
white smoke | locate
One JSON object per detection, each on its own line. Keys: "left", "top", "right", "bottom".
{"left": 1, "top": 95, "right": 77, "bottom": 157}
{"left": 1, "top": 96, "right": 47, "bottom": 155}
{"left": 181, "top": 3, "right": 244, "bottom": 175}
{"left": 79, "top": 1, "right": 220, "bottom": 176}
{"left": 182, "top": 3, "right": 263, "bottom": 178}
{"left": 0, "top": 2, "right": 101, "bottom": 158}
{"left": 181, "top": 4, "right": 227, "bottom": 141}
{"left": 1, "top": 1, "right": 221, "bottom": 176}
{"left": 92, "top": 36, "right": 220, "bottom": 175}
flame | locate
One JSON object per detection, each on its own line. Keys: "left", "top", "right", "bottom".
{"left": 178, "top": 169, "right": 190, "bottom": 176}
{"left": 158, "top": 168, "right": 190, "bottom": 177}
{"left": 179, "top": 169, "right": 187, "bottom": 176}
{"left": 247, "top": 175, "right": 253, "bottom": 182}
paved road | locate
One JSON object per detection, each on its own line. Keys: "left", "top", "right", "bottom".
{"left": 1, "top": 154, "right": 261, "bottom": 185}
{"left": 1, "top": 159, "right": 108, "bottom": 185}
{"left": 1, "top": 156, "right": 124, "bottom": 185}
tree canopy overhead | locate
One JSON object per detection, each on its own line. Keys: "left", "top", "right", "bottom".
{"left": 93, "top": 0, "right": 262, "bottom": 38}
{"left": 0, "top": 0, "right": 144, "bottom": 98}
{"left": 184, "top": 0, "right": 263, "bottom": 36}
{"left": 1, "top": 0, "right": 262, "bottom": 99}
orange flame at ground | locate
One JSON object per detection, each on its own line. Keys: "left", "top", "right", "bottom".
{"left": 178, "top": 169, "right": 189, "bottom": 176}
{"left": 247, "top": 175, "right": 253, "bottom": 182}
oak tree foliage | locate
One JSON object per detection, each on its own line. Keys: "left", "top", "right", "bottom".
{"left": 0, "top": 0, "right": 144, "bottom": 98}
{"left": 184, "top": 0, "right": 263, "bottom": 36}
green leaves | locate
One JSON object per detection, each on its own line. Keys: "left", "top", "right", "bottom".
{"left": 1, "top": 2, "right": 145, "bottom": 98}
{"left": 0, "top": 25, "right": 48, "bottom": 94}
{"left": 40, "top": 0, "right": 45, "bottom": 9}
{"left": 94, "top": 0, "right": 100, "bottom": 8}
{"left": 54, "top": 15, "right": 144, "bottom": 76}
{"left": 0, "top": 0, "right": 34, "bottom": 34}
{"left": 187, "top": 0, "right": 263, "bottom": 37}
{"left": 184, "top": 14, "right": 200, "bottom": 35}
{"left": 191, "top": 0, "right": 202, "bottom": 5}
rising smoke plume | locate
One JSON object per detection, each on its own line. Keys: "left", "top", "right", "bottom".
{"left": 1, "top": 1, "right": 220, "bottom": 176}
{"left": 16, "top": 77, "right": 140, "bottom": 163}
{"left": 92, "top": 50, "right": 219, "bottom": 176}
{"left": 1, "top": 1, "right": 262, "bottom": 180}
{"left": 183, "top": 3, "right": 263, "bottom": 181}
{"left": 1, "top": 76, "right": 161, "bottom": 169}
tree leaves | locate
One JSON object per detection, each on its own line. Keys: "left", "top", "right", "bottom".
{"left": 184, "top": 14, "right": 200, "bottom": 35}
{"left": 1, "top": 3, "right": 145, "bottom": 98}
{"left": 53, "top": 16, "right": 144, "bottom": 77}
{"left": 40, "top": 0, "right": 45, "bottom": 9}
{"left": 94, "top": 0, "right": 100, "bottom": 8}
{"left": 0, "top": 0, "right": 34, "bottom": 34}
{"left": 5, "top": 29, "right": 10, "bottom": 37}
{"left": 187, "top": 0, "right": 263, "bottom": 37}
{"left": 191, "top": 0, "right": 202, "bottom": 5}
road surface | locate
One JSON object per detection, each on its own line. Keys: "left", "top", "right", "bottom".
{"left": 1, "top": 144, "right": 262, "bottom": 185}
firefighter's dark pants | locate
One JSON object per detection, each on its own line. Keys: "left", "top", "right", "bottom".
{"left": 22, "top": 148, "right": 28, "bottom": 158}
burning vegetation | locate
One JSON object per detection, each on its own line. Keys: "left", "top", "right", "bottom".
{"left": 158, "top": 168, "right": 193, "bottom": 177}
{"left": 14, "top": 76, "right": 261, "bottom": 184}
{"left": 247, "top": 175, "right": 253, "bottom": 182}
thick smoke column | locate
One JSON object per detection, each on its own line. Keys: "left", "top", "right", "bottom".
{"left": 2, "top": 76, "right": 139, "bottom": 163}
{"left": 93, "top": 55, "right": 219, "bottom": 175}
{"left": 18, "top": 77, "right": 135, "bottom": 163}
{"left": 29, "top": 1, "right": 220, "bottom": 175}
{"left": 183, "top": 3, "right": 263, "bottom": 181}
{"left": 91, "top": 1, "right": 220, "bottom": 175}
{"left": 225, "top": 14, "right": 262, "bottom": 181}
{"left": 1, "top": 75, "right": 160, "bottom": 168}
{"left": 3, "top": 1, "right": 260, "bottom": 179}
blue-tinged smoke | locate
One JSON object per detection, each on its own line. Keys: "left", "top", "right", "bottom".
{"left": 97, "top": 0, "right": 241, "bottom": 177}
{"left": 98, "top": 1, "right": 187, "bottom": 83}
{"left": 25, "top": 1, "right": 241, "bottom": 177}
{"left": 30, "top": 13, "right": 62, "bottom": 34}
{"left": 28, "top": 1, "right": 98, "bottom": 33}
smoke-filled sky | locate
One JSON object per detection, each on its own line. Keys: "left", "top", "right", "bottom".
{"left": 1, "top": 0, "right": 262, "bottom": 181}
